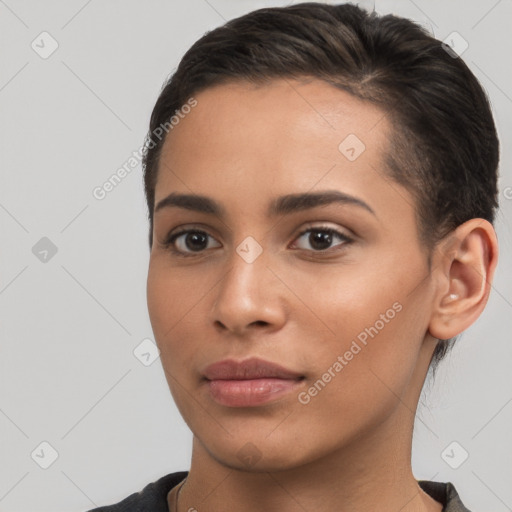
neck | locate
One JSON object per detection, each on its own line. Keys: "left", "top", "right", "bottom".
{"left": 177, "top": 413, "right": 441, "bottom": 512}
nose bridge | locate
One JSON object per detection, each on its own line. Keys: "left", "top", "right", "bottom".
{"left": 210, "top": 236, "right": 282, "bottom": 332}
{"left": 217, "top": 238, "right": 267, "bottom": 308}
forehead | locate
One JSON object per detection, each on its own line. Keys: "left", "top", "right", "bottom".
{"left": 155, "top": 78, "right": 410, "bottom": 225}
{"left": 160, "top": 78, "right": 390, "bottom": 167}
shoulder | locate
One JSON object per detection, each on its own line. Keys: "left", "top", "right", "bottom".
{"left": 84, "top": 471, "right": 189, "bottom": 512}
{"left": 418, "top": 480, "right": 473, "bottom": 512}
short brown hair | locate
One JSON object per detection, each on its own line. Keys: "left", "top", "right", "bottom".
{"left": 141, "top": 2, "right": 499, "bottom": 372}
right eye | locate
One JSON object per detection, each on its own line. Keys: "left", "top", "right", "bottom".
{"left": 163, "top": 229, "right": 222, "bottom": 257}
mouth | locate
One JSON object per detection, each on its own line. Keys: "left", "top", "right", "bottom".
{"left": 202, "top": 357, "right": 305, "bottom": 407}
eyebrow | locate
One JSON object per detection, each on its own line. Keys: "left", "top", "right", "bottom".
{"left": 154, "top": 190, "right": 376, "bottom": 217}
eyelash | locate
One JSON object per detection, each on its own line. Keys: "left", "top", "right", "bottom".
{"left": 161, "top": 224, "right": 354, "bottom": 258}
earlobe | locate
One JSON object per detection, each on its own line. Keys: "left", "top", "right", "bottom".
{"left": 428, "top": 219, "right": 498, "bottom": 340}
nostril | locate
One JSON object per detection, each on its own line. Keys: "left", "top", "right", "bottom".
{"left": 251, "top": 320, "right": 269, "bottom": 327}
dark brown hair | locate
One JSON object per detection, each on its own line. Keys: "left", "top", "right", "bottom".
{"left": 141, "top": 2, "right": 499, "bottom": 373}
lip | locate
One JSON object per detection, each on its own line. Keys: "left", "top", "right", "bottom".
{"left": 203, "top": 357, "right": 304, "bottom": 380}
{"left": 202, "top": 357, "right": 305, "bottom": 407}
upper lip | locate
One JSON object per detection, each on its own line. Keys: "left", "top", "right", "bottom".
{"left": 203, "top": 357, "right": 304, "bottom": 381}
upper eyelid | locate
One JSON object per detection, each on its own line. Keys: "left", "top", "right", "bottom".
{"left": 166, "top": 222, "right": 350, "bottom": 239}
{"left": 296, "top": 224, "right": 352, "bottom": 238}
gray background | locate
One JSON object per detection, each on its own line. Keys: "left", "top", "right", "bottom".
{"left": 0, "top": 1, "right": 511, "bottom": 511}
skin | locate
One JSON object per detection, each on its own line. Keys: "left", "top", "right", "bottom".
{"left": 146, "top": 78, "right": 498, "bottom": 512}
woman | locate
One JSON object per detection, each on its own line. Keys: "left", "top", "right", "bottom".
{"left": 87, "top": 3, "right": 499, "bottom": 511}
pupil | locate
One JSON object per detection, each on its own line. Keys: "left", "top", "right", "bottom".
{"left": 186, "top": 232, "right": 207, "bottom": 251}
{"left": 311, "top": 231, "right": 331, "bottom": 250}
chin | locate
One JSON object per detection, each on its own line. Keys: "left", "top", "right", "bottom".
{"left": 199, "top": 431, "right": 314, "bottom": 473}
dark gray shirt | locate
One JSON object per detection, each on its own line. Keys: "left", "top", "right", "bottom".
{"left": 85, "top": 472, "right": 472, "bottom": 512}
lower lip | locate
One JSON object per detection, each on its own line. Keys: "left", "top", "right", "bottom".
{"left": 206, "top": 378, "right": 304, "bottom": 407}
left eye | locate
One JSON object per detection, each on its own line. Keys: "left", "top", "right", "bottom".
{"left": 291, "top": 227, "right": 352, "bottom": 252}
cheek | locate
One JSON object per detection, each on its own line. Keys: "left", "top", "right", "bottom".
{"left": 286, "top": 256, "right": 429, "bottom": 393}
{"left": 147, "top": 263, "right": 205, "bottom": 423}
{"left": 292, "top": 299, "right": 425, "bottom": 450}
{"left": 147, "top": 259, "right": 214, "bottom": 378}
{"left": 146, "top": 258, "right": 205, "bottom": 339}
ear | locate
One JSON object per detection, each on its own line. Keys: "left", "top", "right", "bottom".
{"left": 428, "top": 219, "right": 498, "bottom": 340}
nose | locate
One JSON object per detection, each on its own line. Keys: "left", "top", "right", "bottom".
{"left": 209, "top": 246, "right": 286, "bottom": 337}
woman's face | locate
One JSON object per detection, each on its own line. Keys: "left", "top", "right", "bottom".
{"left": 147, "top": 78, "right": 438, "bottom": 471}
